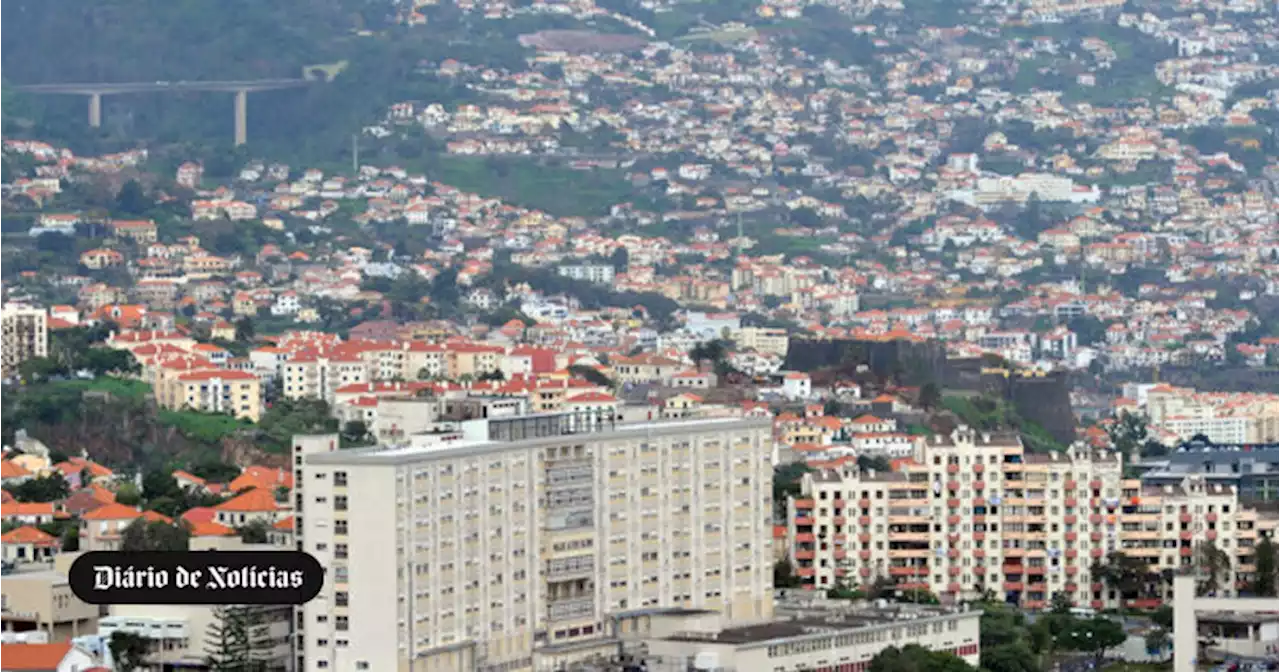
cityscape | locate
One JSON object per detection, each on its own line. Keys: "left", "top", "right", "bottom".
{"left": 0, "top": 0, "right": 1276, "bottom": 669}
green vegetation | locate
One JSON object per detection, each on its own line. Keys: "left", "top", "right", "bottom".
{"left": 942, "top": 393, "right": 1066, "bottom": 452}
{"left": 434, "top": 157, "right": 633, "bottom": 218}
{"left": 869, "top": 644, "right": 975, "bottom": 672}
{"left": 156, "top": 410, "right": 253, "bottom": 446}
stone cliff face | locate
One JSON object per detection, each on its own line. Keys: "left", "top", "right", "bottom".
{"left": 782, "top": 338, "right": 949, "bottom": 387}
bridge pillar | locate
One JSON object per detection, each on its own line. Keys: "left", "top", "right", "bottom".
{"left": 88, "top": 93, "right": 102, "bottom": 128}
{"left": 233, "top": 89, "right": 248, "bottom": 146}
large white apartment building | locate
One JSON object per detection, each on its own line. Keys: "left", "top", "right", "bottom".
{"left": 292, "top": 413, "right": 776, "bottom": 672}
{"left": 785, "top": 427, "right": 1273, "bottom": 611}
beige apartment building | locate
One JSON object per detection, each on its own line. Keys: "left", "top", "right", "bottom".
{"left": 1144, "top": 385, "right": 1279, "bottom": 444}
{"left": 785, "top": 426, "right": 1274, "bottom": 610}
{"left": 158, "top": 369, "right": 262, "bottom": 421}
{"left": 1, "top": 303, "right": 48, "bottom": 378}
{"left": 283, "top": 354, "right": 370, "bottom": 405}
{"left": 1, "top": 554, "right": 99, "bottom": 642}
{"left": 734, "top": 327, "right": 790, "bottom": 357}
{"left": 292, "top": 414, "right": 775, "bottom": 672}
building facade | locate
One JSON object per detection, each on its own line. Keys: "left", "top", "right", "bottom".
{"left": 292, "top": 414, "right": 775, "bottom": 672}
{"left": 1, "top": 304, "right": 48, "bottom": 378}
{"left": 784, "top": 426, "right": 1275, "bottom": 610}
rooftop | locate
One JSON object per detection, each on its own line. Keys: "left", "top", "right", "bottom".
{"left": 663, "top": 605, "right": 977, "bottom": 647}
{"left": 305, "top": 413, "right": 770, "bottom": 465}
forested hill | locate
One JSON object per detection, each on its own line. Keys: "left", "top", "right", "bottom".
{"left": 2, "top": 0, "right": 377, "bottom": 83}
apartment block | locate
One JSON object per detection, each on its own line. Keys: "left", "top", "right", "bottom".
{"left": 785, "top": 426, "right": 1271, "bottom": 610}
{"left": 291, "top": 414, "right": 775, "bottom": 672}
{"left": 158, "top": 369, "right": 262, "bottom": 422}
{"left": 283, "top": 354, "right": 370, "bottom": 405}
{"left": 1, "top": 555, "right": 98, "bottom": 642}
{"left": 1, "top": 304, "right": 48, "bottom": 378}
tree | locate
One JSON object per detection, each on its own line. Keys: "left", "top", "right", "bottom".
{"left": 1152, "top": 605, "right": 1173, "bottom": 630}
{"left": 1059, "top": 617, "right": 1127, "bottom": 667}
{"left": 142, "top": 471, "right": 181, "bottom": 502}
{"left": 1091, "top": 550, "right": 1152, "bottom": 598}
{"left": 568, "top": 364, "right": 613, "bottom": 388}
{"left": 115, "top": 482, "right": 143, "bottom": 506}
{"left": 1252, "top": 537, "right": 1278, "bottom": 597}
{"left": 774, "top": 559, "right": 802, "bottom": 588}
{"left": 1106, "top": 412, "right": 1149, "bottom": 460}
{"left": 869, "top": 644, "right": 976, "bottom": 672}
{"left": 204, "top": 606, "right": 271, "bottom": 672}
{"left": 238, "top": 519, "right": 271, "bottom": 545}
{"left": 3, "top": 475, "right": 69, "bottom": 502}
{"left": 610, "top": 246, "right": 629, "bottom": 271}
{"left": 340, "top": 420, "right": 372, "bottom": 447}
{"left": 114, "top": 180, "right": 150, "bottom": 216}
{"left": 109, "top": 630, "right": 151, "bottom": 672}
{"left": 1196, "top": 539, "right": 1231, "bottom": 596}
{"left": 234, "top": 317, "right": 255, "bottom": 343}
{"left": 120, "top": 519, "right": 190, "bottom": 552}
{"left": 918, "top": 382, "right": 941, "bottom": 411}
{"left": 857, "top": 454, "right": 893, "bottom": 473}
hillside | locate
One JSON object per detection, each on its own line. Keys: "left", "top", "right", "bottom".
{"left": 0, "top": 1, "right": 530, "bottom": 162}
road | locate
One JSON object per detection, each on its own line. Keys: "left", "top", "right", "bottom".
{"left": 13, "top": 80, "right": 312, "bottom": 94}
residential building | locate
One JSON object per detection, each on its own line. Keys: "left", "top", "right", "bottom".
{"left": 292, "top": 414, "right": 775, "bottom": 672}
{"left": 159, "top": 370, "right": 262, "bottom": 422}
{"left": 557, "top": 264, "right": 616, "bottom": 285}
{"left": 783, "top": 426, "right": 1268, "bottom": 611}
{"left": 735, "top": 327, "right": 790, "bottom": 357}
{"left": 2, "top": 304, "right": 48, "bottom": 378}
{"left": 1, "top": 554, "right": 100, "bottom": 642}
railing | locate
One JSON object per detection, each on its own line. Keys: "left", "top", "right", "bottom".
{"left": 547, "top": 597, "right": 594, "bottom": 622}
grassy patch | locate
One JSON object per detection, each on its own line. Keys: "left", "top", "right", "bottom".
{"left": 51, "top": 377, "right": 152, "bottom": 401}
{"left": 434, "top": 157, "right": 634, "bottom": 218}
{"left": 156, "top": 409, "right": 252, "bottom": 445}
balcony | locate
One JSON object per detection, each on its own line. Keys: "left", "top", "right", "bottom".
{"left": 1089, "top": 480, "right": 1101, "bottom": 489}
{"left": 947, "top": 464, "right": 960, "bottom": 474}
{"left": 1064, "top": 480, "right": 1077, "bottom": 490}
{"left": 947, "top": 480, "right": 960, "bottom": 491}
{"left": 1003, "top": 582, "right": 1024, "bottom": 591}
{"left": 547, "top": 597, "right": 595, "bottom": 622}
{"left": 1065, "top": 497, "right": 1077, "bottom": 507}
{"left": 834, "top": 550, "right": 847, "bottom": 560}
{"left": 974, "top": 463, "right": 985, "bottom": 474}
{"left": 889, "top": 566, "right": 929, "bottom": 577}
{"left": 795, "top": 516, "right": 815, "bottom": 526}
{"left": 1065, "top": 532, "right": 1078, "bottom": 542}
{"left": 1180, "top": 513, "right": 1192, "bottom": 523}
{"left": 1066, "top": 549, "right": 1078, "bottom": 559}
{"left": 1091, "top": 532, "right": 1102, "bottom": 541}
{"left": 794, "top": 499, "right": 815, "bottom": 509}
{"left": 1180, "top": 547, "right": 1193, "bottom": 557}
{"left": 973, "top": 480, "right": 986, "bottom": 490}
{"left": 796, "top": 534, "right": 815, "bottom": 543}
{"left": 1026, "top": 565, "right": 1046, "bottom": 575}
{"left": 1206, "top": 529, "right": 1218, "bottom": 541}
{"left": 1180, "top": 531, "right": 1193, "bottom": 541}
{"left": 859, "top": 498, "right": 871, "bottom": 509}
{"left": 795, "top": 550, "right": 815, "bottom": 560}
{"left": 947, "top": 498, "right": 961, "bottom": 508}
{"left": 1206, "top": 512, "right": 1218, "bottom": 523}
{"left": 1064, "top": 514, "right": 1078, "bottom": 524}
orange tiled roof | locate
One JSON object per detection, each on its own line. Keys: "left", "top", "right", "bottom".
{"left": 214, "top": 487, "right": 279, "bottom": 513}
{"left": 0, "top": 525, "right": 59, "bottom": 546}
{"left": 0, "top": 502, "right": 55, "bottom": 518}
{"left": 188, "top": 520, "right": 236, "bottom": 537}
{"left": 80, "top": 503, "right": 143, "bottom": 521}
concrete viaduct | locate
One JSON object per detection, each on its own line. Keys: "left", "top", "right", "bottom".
{"left": 13, "top": 79, "right": 314, "bottom": 146}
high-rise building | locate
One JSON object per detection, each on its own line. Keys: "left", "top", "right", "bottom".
{"left": 784, "top": 426, "right": 1277, "bottom": 610}
{"left": 292, "top": 413, "right": 775, "bottom": 672}
{"left": 1, "top": 303, "right": 48, "bottom": 378}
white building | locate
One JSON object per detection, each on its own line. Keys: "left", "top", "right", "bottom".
{"left": 781, "top": 373, "right": 812, "bottom": 400}
{"left": 628, "top": 603, "right": 982, "bottom": 672}
{"left": 557, "top": 264, "right": 616, "bottom": 285}
{"left": 293, "top": 414, "right": 776, "bottom": 672}
{"left": 1, "top": 303, "right": 48, "bottom": 378}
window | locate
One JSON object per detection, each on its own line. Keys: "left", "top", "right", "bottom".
{"left": 334, "top": 471, "right": 348, "bottom": 486}
{"left": 336, "top": 616, "right": 349, "bottom": 631}
{"left": 335, "top": 496, "right": 348, "bottom": 512}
